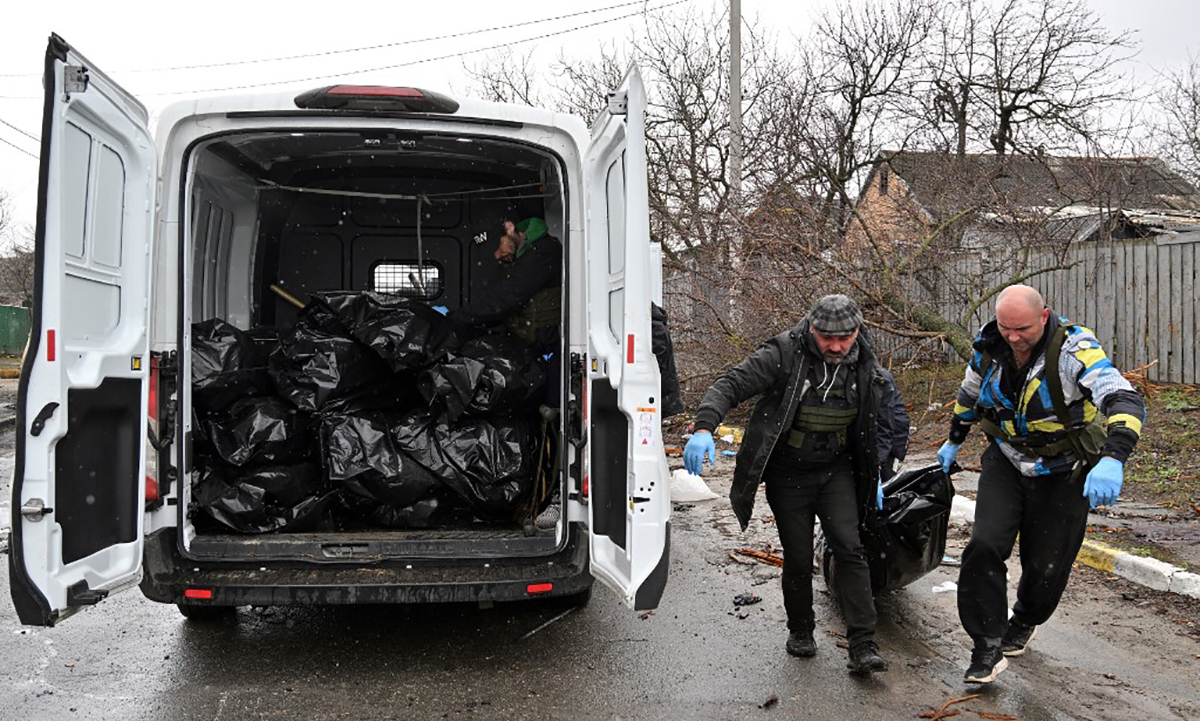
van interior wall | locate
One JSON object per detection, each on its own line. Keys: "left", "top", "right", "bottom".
{"left": 185, "top": 132, "right": 568, "bottom": 546}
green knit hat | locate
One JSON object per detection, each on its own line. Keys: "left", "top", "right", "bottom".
{"left": 514, "top": 217, "right": 547, "bottom": 258}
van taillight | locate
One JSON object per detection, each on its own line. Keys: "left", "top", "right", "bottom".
{"left": 294, "top": 85, "right": 460, "bottom": 113}
{"left": 184, "top": 588, "right": 213, "bottom": 600}
{"left": 526, "top": 583, "right": 553, "bottom": 595}
{"left": 582, "top": 475, "right": 589, "bottom": 499}
{"left": 148, "top": 356, "right": 159, "bottom": 423}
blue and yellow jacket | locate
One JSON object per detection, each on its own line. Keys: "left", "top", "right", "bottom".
{"left": 948, "top": 314, "right": 1145, "bottom": 477}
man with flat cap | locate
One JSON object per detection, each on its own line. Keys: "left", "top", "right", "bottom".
{"left": 684, "top": 294, "right": 890, "bottom": 674}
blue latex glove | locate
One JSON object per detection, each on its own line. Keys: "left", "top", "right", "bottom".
{"left": 431, "top": 305, "right": 449, "bottom": 316}
{"left": 1083, "top": 457, "right": 1123, "bottom": 508}
{"left": 937, "top": 441, "right": 960, "bottom": 475}
{"left": 684, "top": 431, "right": 717, "bottom": 475}
{"left": 876, "top": 476, "right": 884, "bottom": 511}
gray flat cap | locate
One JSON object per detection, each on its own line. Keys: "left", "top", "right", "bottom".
{"left": 808, "top": 294, "right": 862, "bottom": 336}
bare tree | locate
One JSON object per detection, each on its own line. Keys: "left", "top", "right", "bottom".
{"left": 1156, "top": 55, "right": 1200, "bottom": 186}
{"left": 911, "top": 0, "right": 1136, "bottom": 157}
{"left": 0, "top": 191, "right": 34, "bottom": 308}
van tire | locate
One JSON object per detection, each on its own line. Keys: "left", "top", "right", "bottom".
{"left": 176, "top": 604, "right": 236, "bottom": 621}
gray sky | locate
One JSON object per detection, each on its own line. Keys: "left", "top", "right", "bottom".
{"left": 0, "top": 0, "right": 1196, "bottom": 233}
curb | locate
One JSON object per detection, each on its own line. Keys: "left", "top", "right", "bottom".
{"left": 950, "top": 495, "right": 1200, "bottom": 601}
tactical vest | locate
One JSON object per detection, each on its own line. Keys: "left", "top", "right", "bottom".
{"left": 784, "top": 367, "right": 859, "bottom": 466}
{"left": 976, "top": 323, "right": 1107, "bottom": 475}
{"left": 506, "top": 285, "right": 562, "bottom": 344}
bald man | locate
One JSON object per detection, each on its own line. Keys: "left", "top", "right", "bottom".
{"left": 937, "top": 285, "right": 1145, "bottom": 684}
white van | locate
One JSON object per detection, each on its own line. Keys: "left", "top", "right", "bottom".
{"left": 9, "top": 34, "right": 671, "bottom": 626}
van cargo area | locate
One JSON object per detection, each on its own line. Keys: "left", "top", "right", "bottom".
{"left": 180, "top": 129, "right": 569, "bottom": 562}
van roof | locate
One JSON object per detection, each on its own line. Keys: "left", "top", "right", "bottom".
{"left": 155, "top": 89, "right": 589, "bottom": 141}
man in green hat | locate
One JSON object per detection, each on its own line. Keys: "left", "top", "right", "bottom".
{"left": 449, "top": 217, "right": 562, "bottom": 350}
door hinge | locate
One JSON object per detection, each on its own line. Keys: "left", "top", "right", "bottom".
{"left": 607, "top": 91, "right": 628, "bottom": 116}
{"left": 20, "top": 498, "right": 53, "bottom": 522}
{"left": 63, "top": 65, "right": 89, "bottom": 99}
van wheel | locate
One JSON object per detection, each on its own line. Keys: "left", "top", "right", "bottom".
{"left": 177, "top": 604, "right": 236, "bottom": 621}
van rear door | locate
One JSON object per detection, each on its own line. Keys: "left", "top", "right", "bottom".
{"left": 583, "top": 66, "right": 670, "bottom": 611}
{"left": 9, "top": 34, "right": 156, "bottom": 626}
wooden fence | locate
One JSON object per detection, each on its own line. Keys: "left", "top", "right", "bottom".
{"left": 875, "top": 234, "right": 1199, "bottom": 384}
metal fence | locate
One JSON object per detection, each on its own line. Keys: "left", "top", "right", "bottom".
{"left": 0, "top": 305, "right": 30, "bottom": 356}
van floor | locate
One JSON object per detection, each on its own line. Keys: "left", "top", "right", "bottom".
{"left": 187, "top": 522, "right": 562, "bottom": 562}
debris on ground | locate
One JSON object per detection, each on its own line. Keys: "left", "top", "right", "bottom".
{"left": 758, "top": 694, "right": 779, "bottom": 710}
{"left": 733, "top": 548, "right": 785, "bottom": 567}
{"left": 975, "top": 713, "right": 1018, "bottom": 720}
{"left": 918, "top": 694, "right": 981, "bottom": 720}
{"left": 940, "top": 554, "right": 961, "bottom": 567}
{"left": 733, "top": 593, "right": 762, "bottom": 607}
{"left": 931, "top": 581, "right": 958, "bottom": 594}
{"left": 638, "top": 611, "right": 654, "bottom": 620}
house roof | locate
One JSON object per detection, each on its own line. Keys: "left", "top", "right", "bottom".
{"left": 876, "top": 151, "right": 1200, "bottom": 215}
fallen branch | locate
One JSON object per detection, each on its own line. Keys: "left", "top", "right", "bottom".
{"left": 733, "top": 548, "right": 785, "bottom": 567}
{"left": 974, "top": 713, "right": 1019, "bottom": 721}
{"left": 919, "top": 694, "right": 982, "bottom": 720}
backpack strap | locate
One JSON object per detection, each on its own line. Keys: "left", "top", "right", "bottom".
{"left": 1043, "top": 323, "right": 1095, "bottom": 481}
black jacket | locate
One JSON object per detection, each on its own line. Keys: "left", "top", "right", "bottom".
{"left": 449, "top": 235, "right": 563, "bottom": 325}
{"left": 694, "top": 320, "right": 885, "bottom": 530}
{"left": 876, "top": 367, "right": 910, "bottom": 468}
{"left": 651, "top": 303, "right": 684, "bottom": 417}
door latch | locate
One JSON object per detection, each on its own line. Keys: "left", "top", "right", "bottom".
{"left": 20, "top": 498, "right": 53, "bottom": 522}
{"left": 607, "top": 91, "right": 627, "bottom": 116}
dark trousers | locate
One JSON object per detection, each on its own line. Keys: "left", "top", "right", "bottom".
{"left": 764, "top": 458, "right": 876, "bottom": 646}
{"left": 958, "top": 443, "right": 1091, "bottom": 644}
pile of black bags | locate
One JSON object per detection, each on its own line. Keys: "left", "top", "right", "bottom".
{"left": 189, "top": 292, "right": 550, "bottom": 533}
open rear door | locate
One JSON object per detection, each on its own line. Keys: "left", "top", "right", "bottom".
{"left": 584, "top": 66, "right": 670, "bottom": 610}
{"left": 9, "top": 35, "right": 156, "bottom": 626}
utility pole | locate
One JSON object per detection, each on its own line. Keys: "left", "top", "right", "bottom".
{"left": 729, "top": 0, "right": 742, "bottom": 202}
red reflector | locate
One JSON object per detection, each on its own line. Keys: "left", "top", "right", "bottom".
{"left": 47, "top": 329, "right": 55, "bottom": 362}
{"left": 627, "top": 334, "right": 635, "bottom": 364}
{"left": 527, "top": 583, "right": 553, "bottom": 595}
{"left": 145, "top": 475, "right": 159, "bottom": 502}
{"left": 183, "top": 588, "right": 213, "bottom": 600}
{"left": 328, "top": 85, "right": 423, "bottom": 98}
{"left": 148, "top": 358, "right": 159, "bottom": 423}
{"left": 582, "top": 475, "right": 589, "bottom": 498}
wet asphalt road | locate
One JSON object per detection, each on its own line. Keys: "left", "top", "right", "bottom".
{"left": 2, "top": 436, "right": 1199, "bottom": 720}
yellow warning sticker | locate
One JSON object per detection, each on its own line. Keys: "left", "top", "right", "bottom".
{"left": 131, "top": 356, "right": 142, "bottom": 371}
{"left": 637, "top": 407, "right": 657, "bottom": 413}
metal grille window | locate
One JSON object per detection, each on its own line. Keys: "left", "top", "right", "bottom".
{"left": 371, "top": 262, "right": 443, "bottom": 299}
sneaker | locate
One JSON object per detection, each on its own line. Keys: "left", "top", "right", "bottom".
{"left": 1001, "top": 619, "right": 1038, "bottom": 657}
{"left": 964, "top": 644, "right": 1008, "bottom": 684}
{"left": 847, "top": 641, "right": 889, "bottom": 674}
{"left": 786, "top": 631, "right": 817, "bottom": 658}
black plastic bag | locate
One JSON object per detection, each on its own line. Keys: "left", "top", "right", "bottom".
{"left": 338, "top": 491, "right": 454, "bottom": 529}
{"left": 819, "top": 463, "right": 953, "bottom": 595}
{"left": 270, "top": 303, "right": 393, "bottom": 412}
{"left": 321, "top": 411, "right": 441, "bottom": 509}
{"left": 436, "top": 415, "right": 540, "bottom": 520}
{"left": 316, "top": 291, "right": 468, "bottom": 372}
{"left": 418, "top": 334, "right": 546, "bottom": 421}
{"left": 192, "top": 462, "right": 333, "bottom": 533}
{"left": 192, "top": 319, "right": 273, "bottom": 414}
{"left": 204, "top": 396, "right": 315, "bottom": 467}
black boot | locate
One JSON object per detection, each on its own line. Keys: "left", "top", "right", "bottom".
{"left": 964, "top": 643, "right": 1008, "bottom": 684}
{"left": 786, "top": 631, "right": 817, "bottom": 657}
{"left": 1001, "top": 618, "right": 1038, "bottom": 657}
{"left": 847, "top": 640, "right": 888, "bottom": 674}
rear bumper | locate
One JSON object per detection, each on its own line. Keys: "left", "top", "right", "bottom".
{"left": 140, "top": 527, "right": 592, "bottom": 606}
